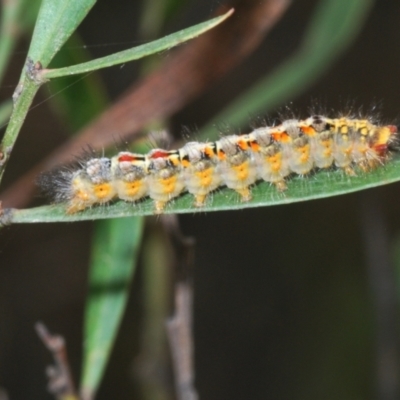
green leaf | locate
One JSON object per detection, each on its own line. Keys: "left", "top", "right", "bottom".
{"left": 6, "top": 155, "right": 400, "bottom": 224}
{"left": 198, "top": 0, "right": 373, "bottom": 139}
{"left": 41, "top": 9, "right": 234, "bottom": 79}
{"left": 80, "top": 217, "right": 144, "bottom": 399}
{"left": 135, "top": 225, "right": 172, "bottom": 399}
{"left": 27, "top": 0, "right": 96, "bottom": 68}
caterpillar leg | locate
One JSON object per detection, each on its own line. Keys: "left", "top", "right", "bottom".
{"left": 236, "top": 187, "right": 252, "bottom": 202}
{"left": 194, "top": 194, "right": 207, "bottom": 207}
{"left": 66, "top": 196, "right": 90, "bottom": 214}
{"left": 343, "top": 166, "right": 356, "bottom": 176}
{"left": 154, "top": 200, "right": 167, "bottom": 214}
{"left": 274, "top": 180, "right": 287, "bottom": 192}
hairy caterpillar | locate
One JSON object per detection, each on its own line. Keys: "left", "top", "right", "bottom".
{"left": 38, "top": 115, "right": 398, "bottom": 214}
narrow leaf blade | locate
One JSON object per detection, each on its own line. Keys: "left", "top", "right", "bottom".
{"left": 80, "top": 217, "right": 144, "bottom": 398}
{"left": 42, "top": 9, "right": 234, "bottom": 79}
{"left": 27, "top": 0, "right": 96, "bottom": 67}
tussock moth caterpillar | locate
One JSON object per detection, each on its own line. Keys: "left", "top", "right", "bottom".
{"left": 38, "top": 115, "right": 398, "bottom": 214}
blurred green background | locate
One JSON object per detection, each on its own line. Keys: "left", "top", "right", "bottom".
{"left": 1, "top": 0, "right": 400, "bottom": 399}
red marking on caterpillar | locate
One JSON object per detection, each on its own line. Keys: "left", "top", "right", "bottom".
{"left": 118, "top": 154, "right": 137, "bottom": 162}
{"left": 149, "top": 150, "right": 170, "bottom": 159}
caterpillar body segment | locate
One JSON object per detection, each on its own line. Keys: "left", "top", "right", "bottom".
{"left": 110, "top": 152, "right": 148, "bottom": 203}
{"left": 280, "top": 119, "right": 314, "bottom": 176}
{"left": 178, "top": 142, "right": 222, "bottom": 207}
{"left": 67, "top": 158, "right": 116, "bottom": 214}
{"left": 215, "top": 135, "right": 258, "bottom": 201}
{"left": 39, "top": 116, "right": 398, "bottom": 214}
{"left": 146, "top": 149, "right": 186, "bottom": 213}
{"left": 251, "top": 127, "right": 290, "bottom": 191}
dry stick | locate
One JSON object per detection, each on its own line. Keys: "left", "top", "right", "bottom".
{"left": 359, "top": 191, "right": 400, "bottom": 400}
{"left": 35, "top": 322, "right": 79, "bottom": 400}
{"left": 0, "top": 0, "right": 291, "bottom": 208}
{"left": 166, "top": 282, "right": 197, "bottom": 400}
{"left": 162, "top": 215, "right": 196, "bottom": 280}
{"left": 162, "top": 215, "right": 197, "bottom": 400}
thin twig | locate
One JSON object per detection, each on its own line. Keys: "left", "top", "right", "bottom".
{"left": 162, "top": 214, "right": 197, "bottom": 400}
{"left": 161, "top": 215, "right": 196, "bottom": 280}
{"left": 35, "top": 322, "right": 79, "bottom": 400}
{"left": 166, "top": 282, "right": 197, "bottom": 400}
{"left": 359, "top": 191, "right": 400, "bottom": 400}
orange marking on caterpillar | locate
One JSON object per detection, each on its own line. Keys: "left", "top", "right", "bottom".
{"left": 195, "top": 168, "right": 213, "bottom": 187}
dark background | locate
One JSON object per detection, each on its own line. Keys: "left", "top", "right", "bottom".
{"left": 1, "top": 0, "right": 400, "bottom": 399}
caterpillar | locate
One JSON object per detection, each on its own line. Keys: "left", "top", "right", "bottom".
{"left": 38, "top": 115, "right": 398, "bottom": 214}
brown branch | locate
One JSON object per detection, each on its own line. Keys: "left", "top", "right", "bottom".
{"left": 166, "top": 282, "right": 197, "bottom": 400}
{"left": 35, "top": 322, "right": 79, "bottom": 400}
{"left": 0, "top": 0, "right": 291, "bottom": 209}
